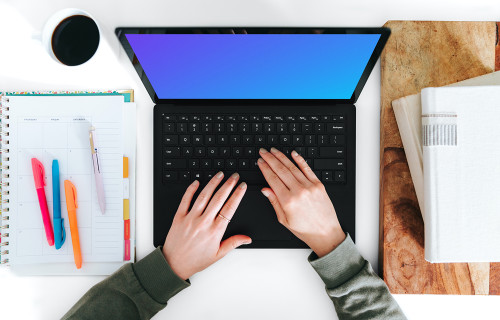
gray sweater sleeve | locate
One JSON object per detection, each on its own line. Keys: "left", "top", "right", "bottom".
{"left": 309, "top": 234, "right": 407, "bottom": 320}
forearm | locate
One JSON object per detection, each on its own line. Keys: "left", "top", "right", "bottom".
{"left": 62, "top": 247, "right": 190, "bottom": 320}
{"left": 309, "top": 234, "right": 406, "bottom": 320}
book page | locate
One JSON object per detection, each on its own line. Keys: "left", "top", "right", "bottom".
{"left": 7, "top": 96, "right": 124, "bottom": 264}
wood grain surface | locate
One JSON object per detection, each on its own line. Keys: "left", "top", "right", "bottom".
{"left": 380, "top": 21, "right": 500, "bottom": 295}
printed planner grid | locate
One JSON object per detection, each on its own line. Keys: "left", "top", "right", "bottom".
{"left": 14, "top": 115, "right": 124, "bottom": 263}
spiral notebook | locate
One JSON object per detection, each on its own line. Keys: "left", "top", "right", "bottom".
{"left": 0, "top": 92, "right": 136, "bottom": 275}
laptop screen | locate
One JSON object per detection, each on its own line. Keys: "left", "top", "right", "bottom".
{"left": 124, "top": 32, "right": 382, "bottom": 100}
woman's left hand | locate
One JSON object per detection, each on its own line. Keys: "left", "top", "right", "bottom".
{"left": 162, "top": 172, "right": 251, "bottom": 280}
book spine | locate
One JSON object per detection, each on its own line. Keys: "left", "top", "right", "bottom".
{"left": 0, "top": 95, "right": 11, "bottom": 266}
{"left": 421, "top": 88, "right": 438, "bottom": 262}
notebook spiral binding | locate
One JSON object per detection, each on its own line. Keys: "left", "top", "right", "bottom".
{"left": 0, "top": 95, "right": 10, "bottom": 265}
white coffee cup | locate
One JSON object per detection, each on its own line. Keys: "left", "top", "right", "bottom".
{"left": 38, "top": 8, "right": 100, "bottom": 66}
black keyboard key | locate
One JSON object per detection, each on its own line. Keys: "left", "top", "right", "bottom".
{"left": 188, "top": 159, "right": 199, "bottom": 169}
{"left": 302, "top": 123, "right": 312, "bottom": 133}
{"left": 244, "top": 147, "right": 255, "bottom": 157}
{"left": 320, "top": 147, "right": 344, "bottom": 158}
{"left": 277, "top": 123, "right": 287, "bottom": 133}
{"left": 220, "top": 147, "right": 230, "bottom": 157}
{"left": 327, "top": 123, "right": 345, "bottom": 133}
{"left": 179, "top": 116, "right": 189, "bottom": 121}
{"left": 163, "top": 115, "right": 176, "bottom": 121}
{"left": 267, "top": 135, "right": 278, "bottom": 145}
{"left": 230, "top": 135, "right": 240, "bottom": 144}
{"left": 239, "top": 159, "right": 249, "bottom": 169}
{"left": 309, "top": 116, "right": 320, "bottom": 121}
{"left": 252, "top": 123, "right": 262, "bottom": 133}
{"left": 318, "top": 135, "right": 329, "bottom": 145}
{"left": 322, "top": 171, "right": 333, "bottom": 182}
{"left": 203, "top": 116, "right": 212, "bottom": 121}
{"left": 242, "top": 135, "right": 253, "bottom": 144}
{"left": 307, "top": 147, "right": 318, "bottom": 157}
{"left": 177, "top": 123, "right": 187, "bottom": 133}
{"left": 334, "top": 160, "right": 345, "bottom": 170}
{"left": 330, "top": 135, "right": 345, "bottom": 146}
{"left": 193, "top": 172, "right": 202, "bottom": 180}
{"left": 289, "top": 123, "right": 299, "bottom": 133}
{"left": 207, "top": 147, "right": 217, "bottom": 156}
{"left": 164, "top": 135, "right": 178, "bottom": 145}
{"left": 237, "top": 115, "right": 248, "bottom": 121}
{"left": 205, "top": 135, "right": 216, "bottom": 145}
{"left": 286, "top": 116, "right": 296, "bottom": 121}
{"left": 214, "top": 159, "right": 224, "bottom": 169}
{"left": 164, "top": 147, "right": 180, "bottom": 157}
{"left": 332, "top": 115, "right": 345, "bottom": 122}
{"left": 321, "top": 115, "right": 330, "bottom": 121}
{"left": 201, "top": 159, "right": 211, "bottom": 169}
{"left": 298, "top": 116, "right": 308, "bottom": 121}
{"left": 217, "top": 135, "right": 228, "bottom": 144}
{"left": 202, "top": 123, "right": 212, "bottom": 133}
{"left": 190, "top": 115, "right": 201, "bottom": 121}
{"left": 179, "top": 135, "right": 191, "bottom": 145}
{"left": 292, "top": 135, "right": 303, "bottom": 146}
{"left": 226, "top": 116, "right": 236, "bottom": 121}
{"left": 194, "top": 147, "right": 206, "bottom": 157}
{"left": 205, "top": 172, "right": 215, "bottom": 180}
{"left": 193, "top": 135, "right": 203, "bottom": 145}
{"left": 180, "top": 171, "right": 190, "bottom": 181}
{"left": 314, "top": 123, "right": 325, "bottom": 133}
{"left": 305, "top": 135, "right": 315, "bottom": 145}
{"left": 226, "top": 159, "right": 237, "bottom": 169}
{"left": 256, "top": 135, "right": 266, "bottom": 144}
{"left": 264, "top": 123, "right": 275, "bottom": 133}
{"left": 280, "top": 135, "right": 291, "bottom": 145}
{"left": 165, "top": 159, "right": 187, "bottom": 169}
{"left": 163, "top": 171, "right": 177, "bottom": 182}
{"left": 239, "top": 123, "right": 250, "bottom": 133}
{"left": 215, "top": 123, "right": 224, "bottom": 133}
{"left": 227, "top": 123, "right": 237, "bottom": 133}
{"left": 164, "top": 123, "right": 175, "bottom": 133}
{"left": 262, "top": 116, "right": 272, "bottom": 121}
{"left": 232, "top": 147, "right": 243, "bottom": 157}
{"left": 250, "top": 115, "right": 261, "bottom": 121}
{"left": 314, "top": 159, "right": 339, "bottom": 170}
{"left": 283, "top": 147, "right": 292, "bottom": 156}
{"left": 182, "top": 147, "right": 193, "bottom": 156}
{"left": 335, "top": 170, "right": 345, "bottom": 182}
{"left": 295, "top": 146, "right": 305, "bottom": 156}
{"left": 216, "top": 116, "right": 225, "bottom": 121}
{"left": 273, "top": 116, "right": 284, "bottom": 121}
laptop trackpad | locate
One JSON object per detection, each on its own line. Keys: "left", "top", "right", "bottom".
{"left": 224, "top": 186, "right": 292, "bottom": 241}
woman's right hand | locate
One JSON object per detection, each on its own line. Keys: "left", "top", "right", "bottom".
{"left": 257, "top": 147, "right": 346, "bottom": 258}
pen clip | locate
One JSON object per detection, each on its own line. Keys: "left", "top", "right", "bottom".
{"left": 70, "top": 183, "right": 78, "bottom": 209}
{"left": 60, "top": 218, "right": 66, "bottom": 244}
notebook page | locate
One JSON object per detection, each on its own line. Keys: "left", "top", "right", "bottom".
{"left": 8, "top": 95, "right": 124, "bottom": 264}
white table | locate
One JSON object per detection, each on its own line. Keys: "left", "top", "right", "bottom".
{"left": 1, "top": 0, "right": 499, "bottom": 319}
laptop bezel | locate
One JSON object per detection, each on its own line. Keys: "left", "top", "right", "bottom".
{"left": 115, "top": 27, "right": 390, "bottom": 105}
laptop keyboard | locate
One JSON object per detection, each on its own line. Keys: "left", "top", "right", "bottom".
{"left": 162, "top": 114, "right": 347, "bottom": 185}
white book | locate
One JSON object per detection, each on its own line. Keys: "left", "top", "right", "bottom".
{"left": 392, "top": 71, "right": 500, "bottom": 221}
{"left": 421, "top": 85, "right": 500, "bottom": 263}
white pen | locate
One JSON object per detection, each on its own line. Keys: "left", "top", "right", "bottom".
{"left": 89, "top": 126, "right": 106, "bottom": 214}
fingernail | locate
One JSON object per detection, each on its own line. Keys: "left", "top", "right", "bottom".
{"left": 191, "top": 180, "right": 199, "bottom": 186}
{"left": 261, "top": 189, "right": 269, "bottom": 197}
{"left": 270, "top": 147, "right": 278, "bottom": 153}
{"left": 231, "top": 172, "right": 239, "bottom": 180}
{"left": 257, "top": 158, "right": 264, "bottom": 164}
{"left": 292, "top": 150, "right": 298, "bottom": 156}
{"left": 239, "top": 182, "right": 247, "bottom": 189}
{"left": 259, "top": 148, "right": 267, "bottom": 154}
{"left": 242, "top": 239, "right": 252, "bottom": 245}
{"left": 216, "top": 171, "right": 224, "bottom": 178}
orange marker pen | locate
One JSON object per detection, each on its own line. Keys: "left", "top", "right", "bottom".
{"left": 64, "top": 180, "right": 82, "bottom": 269}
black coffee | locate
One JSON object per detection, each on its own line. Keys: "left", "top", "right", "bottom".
{"left": 51, "top": 15, "right": 99, "bottom": 66}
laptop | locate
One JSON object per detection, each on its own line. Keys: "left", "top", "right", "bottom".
{"left": 116, "top": 27, "right": 390, "bottom": 248}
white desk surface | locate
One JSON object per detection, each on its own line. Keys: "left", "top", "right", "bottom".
{"left": 1, "top": 0, "right": 499, "bottom": 319}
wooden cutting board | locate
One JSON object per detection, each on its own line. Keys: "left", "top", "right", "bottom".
{"left": 380, "top": 21, "right": 500, "bottom": 295}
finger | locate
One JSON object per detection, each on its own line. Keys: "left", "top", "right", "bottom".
{"left": 176, "top": 180, "right": 200, "bottom": 216}
{"left": 259, "top": 148, "right": 300, "bottom": 188}
{"left": 261, "top": 188, "right": 288, "bottom": 226}
{"left": 269, "top": 147, "right": 311, "bottom": 186}
{"left": 215, "top": 182, "right": 247, "bottom": 230}
{"left": 291, "top": 150, "right": 321, "bottom": 183}
{"left": 191, "top": 171, "right": 224, "bottom": 214}
{"left": 204, "top": 173, "right": 240, "bottom": 218}
{"left": 257, "top": 157, "right": 289, "bottom": 199}
{"left": 216, "top": 235, "right": 252, "bottom": 260}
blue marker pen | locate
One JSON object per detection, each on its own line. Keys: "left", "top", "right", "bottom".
{"left": 52, "top": 160, "right": 66, "bottom": 249}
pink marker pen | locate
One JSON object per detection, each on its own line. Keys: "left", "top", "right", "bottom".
{"left": 31, "top": 158, "right": 54, "bottom": 246}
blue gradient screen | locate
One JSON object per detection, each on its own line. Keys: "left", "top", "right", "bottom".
{"left": 125, "top": 33, "right": 381, "bottom": 99}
